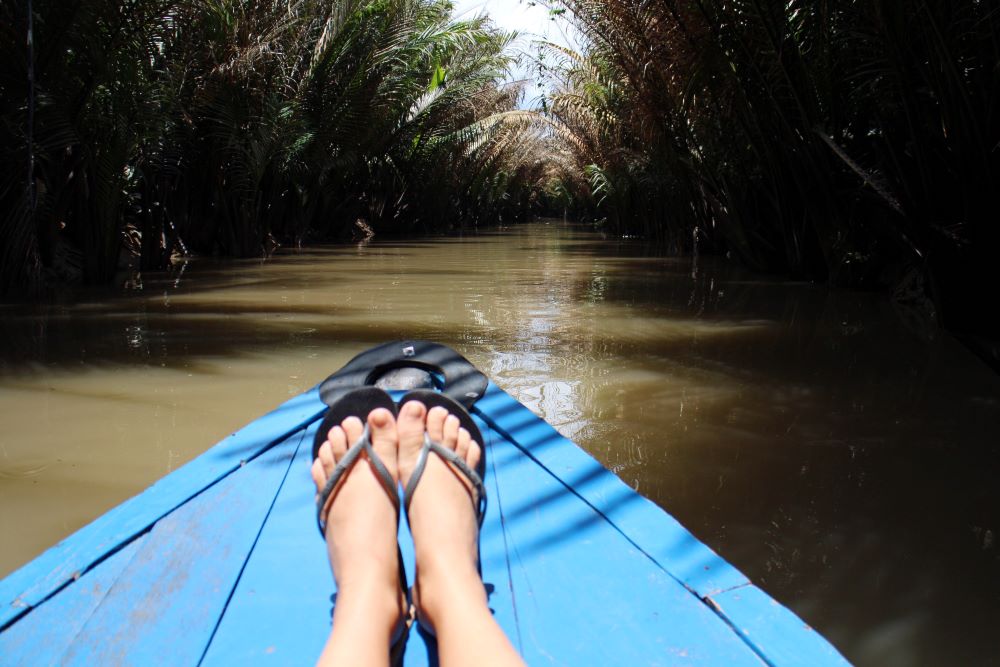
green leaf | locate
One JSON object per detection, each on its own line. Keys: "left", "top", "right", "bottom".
{"left": 429, "top": 64, "right": 447, "bottom": 92}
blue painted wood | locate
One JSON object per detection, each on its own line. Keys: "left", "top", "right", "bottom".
{"left": 0, "top": 363, "right": 850, "bottom": 666}
{"left": 473, "top": 382, "right": 848, "bottom": 666}
{"left": 0, "top": 534, "right": 148, "bottom": 666}
{"left": 54, "top": 430, "right": 297, "bottom": 665}
{"left": 0, "top": 389, "right": 324, "bottom": 630}
{"left": 199, "top": 411, "right": 521, "bottom": 666}
{"left": 199, "top": 422, "right": 331, "bottom": 665}
{"left": 706, "top": 585, "right": 852, "bottom": 667}
{"left": 479, "top": 416, "right": 765, "bottom": 665}
{"left": 473, "top": 382, "right": 749, "bottom": 597}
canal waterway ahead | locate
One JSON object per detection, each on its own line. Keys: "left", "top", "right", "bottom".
{"left": 1, "top": 222, "right": 997, "bottom": 665}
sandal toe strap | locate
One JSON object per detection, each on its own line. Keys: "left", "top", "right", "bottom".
{"left": 316, "top": 423, "right": 399, "bottom": 535}
{"left": 403, "top": 432, "right": 487, "bottom": 526}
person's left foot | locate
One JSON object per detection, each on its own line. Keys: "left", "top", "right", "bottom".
{"left": 396, "top": 400, "right": 485, "bottom": 632}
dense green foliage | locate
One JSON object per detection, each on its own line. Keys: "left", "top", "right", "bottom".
{"left": 543, "top": 0, "right": 1000, "bottom": 334}
{"left": 4, "top": 0, "right": 999, "bottom": 339}
{"left": 1, "top": 0, "right": 549, "bottom": 289}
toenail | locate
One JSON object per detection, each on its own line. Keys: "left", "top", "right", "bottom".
{"left": 370, "top": 409, "right": 389, "bottom": 427}
{"left": 405, "top": 401, "right": 424, "bottom": 415}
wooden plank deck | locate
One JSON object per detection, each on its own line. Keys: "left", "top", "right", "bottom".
{"left": 0, "top": 383, "right": 849, "bottom": 666}
{"left": 0, "top": 390, "right": 324, "bottom": 631}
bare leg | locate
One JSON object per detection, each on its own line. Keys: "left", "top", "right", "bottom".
{"left": 397, "top": 401, "right": 526, "bottom": 667}
{"left": 310, "top": 408, "right": 408, "bottom": 667}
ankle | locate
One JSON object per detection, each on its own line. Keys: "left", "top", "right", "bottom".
{"left": 415, "top": 563, "right": 487, "bottom": 625}
{"left": 334, "top": 574, "right": 405, "bottom": 625}
{"left": 410, "top": 518, "right": 479, "bottom": 570}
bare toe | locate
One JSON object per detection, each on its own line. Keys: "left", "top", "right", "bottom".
{"left": 311, "top": 457, "right": 326, "bottom": 490}
{"left": 366, "top": 407, "right": 399, "bottom": 486}
{"left": 340, "top": 416, "right": 365, "bottom": 451}
{"left": 311, "top": 429, "right": 343, "bottom": 498}
{"left": 426, "top": 406, "right": 449, "bottom": 444}
{"left": 442, "top": 414, "right": 460, "bottom": 448}
{"left": 397, "top": 400, "right": 428, "bottom": 477}
{"left": 456, "top": 428, "right": 471, "bottom": 461}
{"left": 466, "top": 439, "right": 481, "bottom": 471}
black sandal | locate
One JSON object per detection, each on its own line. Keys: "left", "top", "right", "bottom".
{"left": 312, "top": 386, "right": 411, "bottom": 663}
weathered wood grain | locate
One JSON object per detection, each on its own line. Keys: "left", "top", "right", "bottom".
{"left": 0, "top": 534, "right": 148, "bottom": 666}
{"left": 707, "top": 584, "right": 851, "bottom": 667}
{"left": 55, "top": 431, "right": 297, "bottom": 665}
{"left": 198, "top": 423, "right": 330, "bottom": 665}
{"left": 0, "top": 390, "right": 324, "bottom": 630}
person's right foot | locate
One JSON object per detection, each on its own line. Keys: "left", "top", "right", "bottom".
{"left": 397, "top": 400, "right": 485, "bottom": 631}
{"left": 310, "top": 409, "right": 406, "bottom": 636}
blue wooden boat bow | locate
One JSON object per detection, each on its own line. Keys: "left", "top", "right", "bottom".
{"left": 0, "top": 341, "right": 850, "bottom": 665}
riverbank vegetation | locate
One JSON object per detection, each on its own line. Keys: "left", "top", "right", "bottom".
{"left": 3, "top": 1, "right": 999, "bottom": 343}
{"left": 1, "top": 0, "right": 553, "bottom": 290}
{"left": 541, "top": 0, "right": 1000, "bottom": 337}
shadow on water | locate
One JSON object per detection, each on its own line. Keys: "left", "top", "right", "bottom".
{"left": 1, "top": 222, "right": 999, "bottom": 666}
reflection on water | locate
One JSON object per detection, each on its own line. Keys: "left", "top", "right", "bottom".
{"left": 1, "top": 222, "right": 998, "bottom": 665}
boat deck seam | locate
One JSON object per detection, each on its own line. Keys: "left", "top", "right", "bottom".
{"left": 473, "top": 405, "right": 696, "bottom": 591}
{"left": 474, "top": 403, "right": 775, "bottom": 666}
{"left": 486, "top": 427, "right": 526, "bottom": 654}
{"left": 0, "top": 408, "right": 324, "bottom": 635}
{"left": 0, "top": 526, "right": 154, "bottom": 635}
{"left": 196, "top": 425, "right": 309, "bottom": 666}
{"left": 702, "top": 586, "right": 776, "bottom": 667}
{"left": 31, "top": 535, "right": 152, "bottom": 664}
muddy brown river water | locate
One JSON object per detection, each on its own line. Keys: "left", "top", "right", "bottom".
{"left": 1, "top": 223, "right": 998, "bottom": 665}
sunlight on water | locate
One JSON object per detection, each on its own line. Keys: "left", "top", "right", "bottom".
{"left": 1, "top": 222, "right": 998, "bottom": 665}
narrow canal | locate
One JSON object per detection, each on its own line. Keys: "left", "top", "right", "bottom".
{"left": 1, "top": 222, "right": 997, "bottom": 665}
